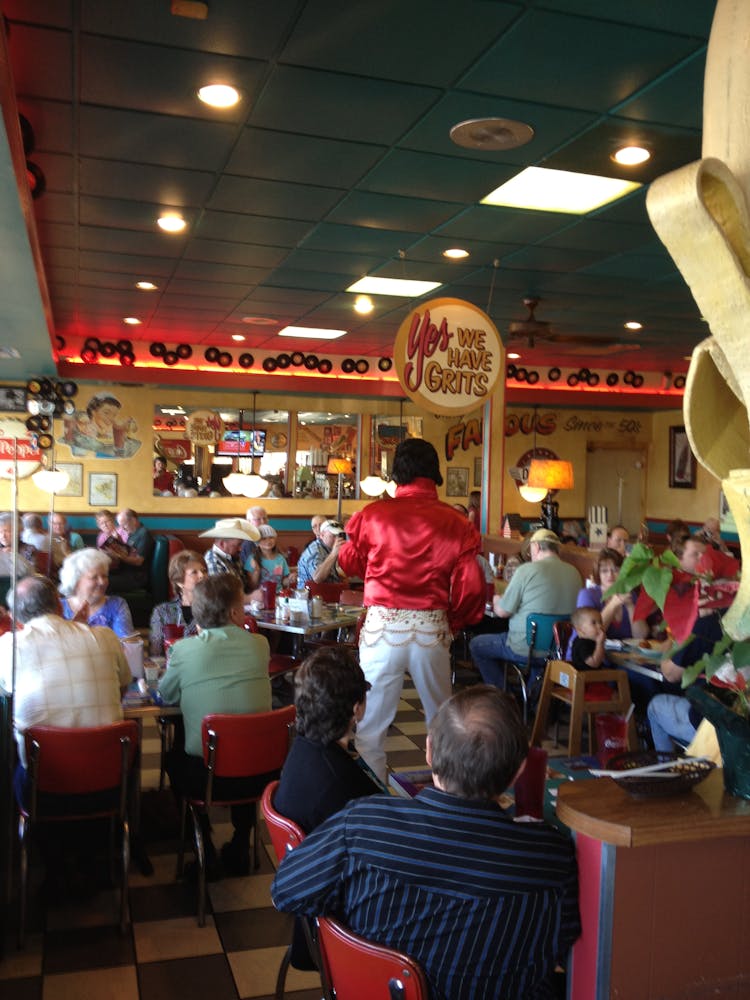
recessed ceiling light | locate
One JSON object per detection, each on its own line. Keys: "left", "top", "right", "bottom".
{"left": 624, "top": 321, "right": 643, "bottom": 330}
{"left": 241, "top": 316, "right": 277, "bottom": 326}
{"left": 481, "top": 166, "right": 641, "bottom": 214}
{"left": 347, "top": 276, "right": 442, "bottom": 297}
{"left": 157, "top": 212, "right": 187, "bottom": 233}
{"left": 507, "top": 352, "right": 521, "bottom": 360}
{"left": 354, "top": 295, "right": 373, "bottom": 314}
{"left": 450, "top": 117, "right": 534, "bottom": 151}
{"left": 612, "top": 145, "right": 650, "bottom": 166}
{"left": 231, "top": 334, "right": 246, "bottom": 341}
{"left": 278, "top": 326, "right": 347, "bottom": 340}
{"left": 123, "top": 317, "right": 142, "bottom": 325}
{"left": 443, "top": 248, "right": 469, "bottom": 260}
{"left": 197, "top": 83, "right": 240, "bottom": 108}
{"left": 135, "top": 280, "right": 157, "bottom": 290}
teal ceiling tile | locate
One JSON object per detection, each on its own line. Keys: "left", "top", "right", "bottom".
{"left": 328, "top": 191, "right": 462, "bottom": 231}
{"left": 461, "top": 9, "right": 704, "bottom": 112}
{"left": 358, "top": 149, "right": 514, "bottom": 203}
{"left": 251, "top": 66, "right": 440, "bottom": 145}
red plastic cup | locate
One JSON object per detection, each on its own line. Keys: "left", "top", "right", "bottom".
{"left": 261, "top": 579, "right": 277, "bottom": 611}
{"left": 513, "top": 747, "right": 548, "bottom": 819}
{"left": 595, "top": 713, "right": 629, "bottom": 767}
{"left": 163, "top": 623, "right": 185, "bottom": 641}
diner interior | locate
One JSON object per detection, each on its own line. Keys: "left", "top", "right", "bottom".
{"left": 1, "top": 2, "right": 749, "bottom": 999}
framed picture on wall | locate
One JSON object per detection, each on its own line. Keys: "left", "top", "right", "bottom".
{"left": 473, "top": 457, "right": 482, "bottom": 488}
{"left": 89, "top": 471, "right": 117, "bottom": 507}
{"left": 446, "top": 467, "right": 469, "bottom": 497}
{"left": 669, "top": 425, "right": 696, "bottom": 489}
{"left": 56, "top": 462, "right": 83, "bottom": 497}
{"left": 0, "top": 385, "right": 27, "bottom": 413}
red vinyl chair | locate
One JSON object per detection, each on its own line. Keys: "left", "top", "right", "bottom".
{"left": 177, "top": 706, "right": 296, "bottom": 925}
{"left": 261, "top": 780, "right": 312, "bottom": 1000}
{"left": 18, "top": 721, "right": 138, "bottom": 946}
{"left": 306, "top": 581, "right": 345, "bottom": 604}
{"left": 317, "top": 916, "right": 428, "bottom": 1000}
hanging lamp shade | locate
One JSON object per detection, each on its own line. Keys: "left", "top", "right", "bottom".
{"left": 360, "top": 475, "right": 387, "bottom": 497}
{"left": 31, "top": 468, "right": 69, "bottom": 493}
{"left": 326, "top": 457, "right": 353, "bottom": 476}
{"left": 527, "top": 459, "right": 574, "bottom": 491}
{"left": 518, "top": 483, "right": 548, "bottom": 503}
{"left": 240, "top": 474, "right": 268, "bottom": 498}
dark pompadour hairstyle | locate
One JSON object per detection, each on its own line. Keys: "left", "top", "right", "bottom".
{"left": 391, "top": 438, "right": 443, "bottom": 487}
{"left": 429, "top": 685, "right": 528, "bottom": 799}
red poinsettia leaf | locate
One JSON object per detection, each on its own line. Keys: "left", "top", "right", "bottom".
{"left": 633, "top": 586, "right": 657, "bottom": 622}
{"left": 709, "top": 676, "right": 736, "bottom": 691}
{"left": 699, "top": 546, "right": 740, "bottom": 580}
{"left": 663, "top": 580, "right": 699, "bottom": 643}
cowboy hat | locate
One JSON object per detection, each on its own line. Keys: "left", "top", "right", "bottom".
{"left": 199, "top": 518, "right": 260, "bottom": 542}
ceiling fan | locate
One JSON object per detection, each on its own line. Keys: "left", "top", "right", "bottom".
{"left": 507, "top": 297, "right": 637, "bottom": 356}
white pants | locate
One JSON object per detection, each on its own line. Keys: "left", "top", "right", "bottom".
{"left": 355, "top": 607, "right": 452, "bottom": 781}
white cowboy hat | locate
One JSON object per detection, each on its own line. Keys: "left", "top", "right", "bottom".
{"left": 199, "top": 518, "right": 260, "bottom": 542}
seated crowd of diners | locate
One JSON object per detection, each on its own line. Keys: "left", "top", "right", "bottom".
{"left": 0, "top": 496, "right": 739, "bottom": 996}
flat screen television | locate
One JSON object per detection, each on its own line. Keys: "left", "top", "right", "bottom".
{"left": 216, "top": 428, "right": 266, "bottom": 457}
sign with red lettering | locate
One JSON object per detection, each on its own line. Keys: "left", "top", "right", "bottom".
{"left": 156, "top": 437, "right": 192, "bottom": 463}
{"left": 393, "top": 299, "right": 503, "bottom": 416}
{"left": 0, "top": 418, "right": 42, "bottom": 479}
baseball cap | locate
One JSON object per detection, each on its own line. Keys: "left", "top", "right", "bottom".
{"left": 320, "top": 520, "right": 345, "bottom": 536}
{"left": 530, "top": 528, "right": 560, "bottom": 544}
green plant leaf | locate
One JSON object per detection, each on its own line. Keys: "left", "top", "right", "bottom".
{"left": 641, "top": 564, "right": 673, "bottom": 610}
{"left": 660, "top": 549, "right": 681, "bottom": 569}
{"left": 731, "top": 639, "right": 750, "bottom": 669}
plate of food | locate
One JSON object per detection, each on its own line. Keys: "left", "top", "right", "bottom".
{"left": 622, "top": 637, "right": 663, "bottom": 660}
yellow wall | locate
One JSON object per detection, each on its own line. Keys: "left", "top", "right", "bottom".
{"left": 0, "top": 382, "right": 497, "bottom": 520}
{"left": 1, "top": 383, "right": 719, "bottom": 529}
{"left": 646, "top": 409, "right": 721, "bottom": 522}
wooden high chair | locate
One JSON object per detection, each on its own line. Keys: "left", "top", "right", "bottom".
{"left": 530, "top": 660, "right": 637, "bottom": 756}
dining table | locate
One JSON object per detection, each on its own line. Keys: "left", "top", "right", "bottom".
{"left": 250, "top": 604, "right": 364, "bottom": 657}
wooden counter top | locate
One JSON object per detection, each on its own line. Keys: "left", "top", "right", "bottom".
{"left": 556, "top": 769, "right": 750, "bottom": 847}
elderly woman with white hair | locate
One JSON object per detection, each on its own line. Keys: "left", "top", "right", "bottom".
{"left": 59, "top": 547, "right": 134, "bottom": 637}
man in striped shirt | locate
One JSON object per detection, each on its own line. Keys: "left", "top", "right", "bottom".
{"left": 272, "top": 686, "right": 580, "bottom": 999}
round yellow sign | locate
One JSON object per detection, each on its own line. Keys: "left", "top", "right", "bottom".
{"left": 393, "top": 298, "right": 503, "bottom": 416}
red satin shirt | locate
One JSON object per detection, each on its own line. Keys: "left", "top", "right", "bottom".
{"left": 338, "top": 478, "right": 485, "bottom": 632}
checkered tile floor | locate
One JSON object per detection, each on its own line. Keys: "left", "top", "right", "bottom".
{"left": 0, "top": 681, "right": 433, "bottom": 1000}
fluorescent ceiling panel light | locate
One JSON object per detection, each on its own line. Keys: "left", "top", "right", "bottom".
{"left": 347, "top": 276, "right": 442, "bottom": 297}
{"left": 481, "top": 166, "right": 641, "bottom": 214}
{"left": 278, "top": 326, "right": 347, "bottom": 340}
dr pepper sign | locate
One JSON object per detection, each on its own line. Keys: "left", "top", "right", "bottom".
{"left": 393, "top": 298, "right": 503, "bottom": 416}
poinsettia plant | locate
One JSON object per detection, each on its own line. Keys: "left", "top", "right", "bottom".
{"left": 681, "top": 629, "right": 750, "bottom": 720}
{"left": 605, "top": 542, "right": 697, "bottom": 643}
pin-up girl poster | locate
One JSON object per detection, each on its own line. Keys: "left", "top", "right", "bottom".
{"left": 63, "top": 392, "right": 141, "bottom": 459}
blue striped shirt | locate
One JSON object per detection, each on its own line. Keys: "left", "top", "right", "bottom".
{"left": 271, "top": 787, "right": 580, "bottom": 1000}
